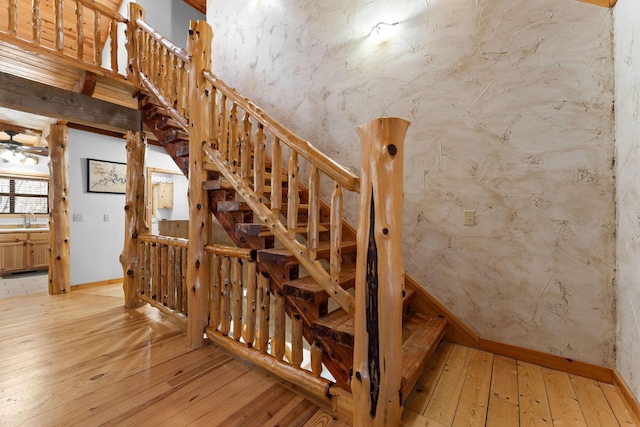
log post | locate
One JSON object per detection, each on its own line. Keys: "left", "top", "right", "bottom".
{"left": 186, "top": 20, "right": 213, "bottom": 348}
{"left": 48, "top": 123, "right": 71, "bottom": 295}
{"left": 120, "top": 131, "right": 147, "bottom": 308}
{"left": 352, "top": 117, "right": 410, "bottom": 427}
{"left": 126, "top": 3, "right": 145, "bottom": 84}
{"left": 54, "top": 0, "right": 64, "bottom": 52}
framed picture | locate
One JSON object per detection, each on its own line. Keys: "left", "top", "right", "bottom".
{"left": 87, "top": 158, "right": 127, "bottom": 194}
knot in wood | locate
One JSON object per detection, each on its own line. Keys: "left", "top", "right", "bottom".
{"left": 197, "top": 203, "right": 202, "bottom": 209}
{"left": 56, "top": 256, "right": 61, "bottom": 260}
{"left": 124, "top": 205, "right": 130, "bottom": 210}
{"left": 387, "top": 144, "right": 397, "bottom": 156}
{"left": 355, "top": 371, "right": 362, "bottom": 381}
{"left": 195, "top": 260, "right": 201, "bottom": 268}
{"left": 382, "top": 228, "right": 389, "bottom": 235}
{"left": 127, "top": 269, "right": 134, "bottom": 276}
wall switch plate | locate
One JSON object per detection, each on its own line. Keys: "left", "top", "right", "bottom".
{"left": 73, "top": 213, "right": 84, "bottom": 222}
{"left": 103, "top": 214, "right": 110, "bottom": 222}
{"left": 464, "top": 210, "right": 475, "bottom": 226}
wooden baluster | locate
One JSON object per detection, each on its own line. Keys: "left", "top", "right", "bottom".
{"left": 160, "top": 244, "right": 168, "bottom": 304}
{"left": 244, "top": 261, "right": 257, "bottom": 346}
{"left": 32, "top": 0, "right": 41, "bottom": 43}
{"left": 150, "top": 242, "right": 158, "bottom": 299}
{"left": 94, "top": 11, "right": 102, "bottom": 66}
{"left": 174, "top": 245, "right": 182, "bottom": 313}
{"left": 287, "top": 151, "right": 299, "bottom": 239}
{"left": 75, "top": 1, "right": 84, "bottom": 61}
{"left": 209, "top": 254, "right": 221, "bottom": 330}
{"left": 308, "top": 165, "right": 320, "bottom": 261}
{"left": 219, "top": 95, "right": 228, "bottom": 159}
{"left": 241, "top": 112, "right": 252, "bottom": 183}
{"left": 126, "top": 2, "right": 144, "bottom": 84}
{"left": 273, "top": 291, "right": 285, "bottom": 360}
{"left": 270, "top": 138, "right": 282, "bottom": 214}
{"left": 291, "top": 314, "right": 303, "bottom": 369}
{"left": 330, "top": 182, "right": 343, "bottom": 287}
{"left": 220, "top": 256, "right": 231, "bottom": 335}
{"left": 258, "top": 273, "right": 270, "bottom": 354}
{"left": 229, "top": 104, "right": 239, "bottom": 170}
{"left": 8, "top": 0, "right": 17, "bottom": 35}
{"left": 55, "top": 0, "right": 64, "bottom": 51}
{"left": 139, "top": 241, "right": 148, "bottom": 296}
{"left": 353, "top": 118, "right": 410, "bottom": 427}
{"left": 110, "top": 18, "right": 118, "bottom": 73}
{"left": 181, "top": 247, "right": 188, "bottom": 315}
{"left": 210, "top": 87, "right": 218, "bottom": 149}
{"left": 311, "top": 340, "right": 323, "bottom": 378}
{"left": 167, "top": 246, "right": 175, "bottom": 309}
{"left": 254, "top": 124, "right": 265, "bottom": 195}
{"left": 161, "top": 49, "right": 169, "bottom": 100}
{"left": 232, "top": 258, "right": 243, "bottom": 341}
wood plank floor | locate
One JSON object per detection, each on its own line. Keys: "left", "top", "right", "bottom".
{"left": 0, "top": 284, "right": 636, "bottom": 426}
{"left": 404, "top": 341, "right": 638, "bottom": 426}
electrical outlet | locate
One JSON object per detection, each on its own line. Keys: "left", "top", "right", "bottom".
{"left": 72, "top": 213, "right": 84, "bottom": 222}
{"left": 464, "top": 210, "right": 475, "bottom": 226}
{"left": 103, "top": 214, "right": 110, "bottom": 222}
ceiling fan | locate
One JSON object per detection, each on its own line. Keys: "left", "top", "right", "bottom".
{"left": 0, "top": 130, "right": 49, "bottom": 157}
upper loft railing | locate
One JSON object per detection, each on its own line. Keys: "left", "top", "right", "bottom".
{"left": 0, "top": 0, "right": 128, "bottom": 78}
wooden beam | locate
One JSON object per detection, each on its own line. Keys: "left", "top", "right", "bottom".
{"left": 182, "top": 0, "right": 206, "bottom": 14}
{"left": 186, "top": 20, "right": 212, "bottom": 349}
{"left": 353, "top": 117, "right": 410, "bottom": 427}
{"left": 579, "top": 0, "right": 617, "bottom": 7}
{"left": 48, "top": 122, "right": 71, "bottom": 295}
{"left": 120, "top": 131, "right": 147, "bottom": 308}
{"left": 0, "top": 71, "right": 140, "bottom": 134}
{"left": 72, "top": 71, "right": 97, "bottom": 96}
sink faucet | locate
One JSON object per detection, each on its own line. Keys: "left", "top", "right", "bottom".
{"left": 23, "top": 211, "right": 36, "bottom": 228}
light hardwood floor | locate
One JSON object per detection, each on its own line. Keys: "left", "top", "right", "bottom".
{"left": 0, "top": 284, "right": 636, "bottom": 426}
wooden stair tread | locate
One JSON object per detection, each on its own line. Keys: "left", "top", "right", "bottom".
{"left": 400, "top": 314, "right": 448, "bottom": 403}
{"left": 312, "top": 289, "right": 416, "bottom": 348}
{"left": 257, "top": 240, "right": 357, "bottom": 267}
{"left": 237, "top": 222, "right": 330, "bottom": 237}
{"left": 283, "top": 266, "right": 357, "bottom": 304}
{"left": 218, "top": 201, "right": 309, "bottom": 213}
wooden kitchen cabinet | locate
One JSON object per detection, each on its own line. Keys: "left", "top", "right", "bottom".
{"left": 0, "top": 230, "right": 49, "bottom": 275}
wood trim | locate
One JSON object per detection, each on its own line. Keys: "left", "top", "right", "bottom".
{"left": 579, "top": 0, "right": 617, "bottom": 7}
{"left": 478, "top": 338, "right": 613, "bottom": 383}
{"left": 182, "top": 0, "right": 206, "bottom": 14}
{"left": 613, "top": 370, "right": 640, "bottom": 424}
{"left": 70, "top": 277, "right": 122, "bottom": 290}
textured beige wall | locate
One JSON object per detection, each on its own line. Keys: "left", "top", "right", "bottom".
{"left": 614, "top": 0, "right": 640, "bottom": 401}
{"left": 207, "top": 0, "right": 616, "bottom": 366}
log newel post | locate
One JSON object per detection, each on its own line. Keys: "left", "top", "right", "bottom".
{"left": 186, "top": 20, "right": 213, "bottom": 348}
{"left": 48, "top": 123, "right": 71, "bottom": 295}
{"left": 126, "top": 3, "right": 145, "bottom": 85}
{"left": 353, "top": 117, "right": 410, "bottom": 427}
{"left": 120, "top": 131, "right": 147, "bottom": 308}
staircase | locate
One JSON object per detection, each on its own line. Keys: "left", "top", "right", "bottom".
{"left": 131, "top": 6, "right": 453, "bottom": 424}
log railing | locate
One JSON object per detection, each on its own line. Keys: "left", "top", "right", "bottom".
{"left": 137, "top": 234, "right": 189, "bottom": 323}
{"left": 127, "top": 2, "right": 189, "bottom": 129}
{"left": 205, "top": 245, "right": 332, "bottom": 397}
{"left": 0, "top": 0, "right": 128, "bottom": 77}
{"left": 199, "top": 48, "right": 360, "bottom": 315}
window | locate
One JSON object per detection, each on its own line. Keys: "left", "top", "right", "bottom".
{"left": 0, "top": 175, "right": 49, "bottom": 214}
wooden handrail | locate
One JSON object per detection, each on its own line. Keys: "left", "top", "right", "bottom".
{"left": 204, "top": 244, "right": 255, "bottom": 260}
{"left": 139, "top": 233, "right": 188, "bottom": 248}
{"left": 203, "top": 71, "right": 360, "bottom": 193}
{"left": 136, "top": 19, "right": 189, "bottom": 63}
{"left": 77, "top": 0, "right": 127, "bottom": 23}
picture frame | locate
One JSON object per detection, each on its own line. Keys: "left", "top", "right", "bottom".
{"left": 87, "top": 158, "right": 127, "bottom": 194}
